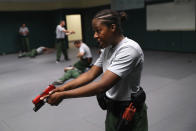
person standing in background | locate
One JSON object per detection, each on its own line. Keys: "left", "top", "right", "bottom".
{"left": 19, "top": 24, "right": 30, "bottom": 54}
{"left": 55, "top": 20, "right": 75, "bottom": 63}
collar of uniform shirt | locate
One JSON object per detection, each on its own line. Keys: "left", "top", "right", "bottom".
{"left": 111, "top": 37, "right": 127, "bottom": 51}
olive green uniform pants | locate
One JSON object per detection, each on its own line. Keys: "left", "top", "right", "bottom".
{"left": 58, "top": 59, "right": 90, "bottom": 82}
{"left": 25, "top": 49, "right": 37, "bottom": 57}
{"left": 18, "top": 49, "right": 37, "bottom": 58}
{"left": 56, "top": 39, "right": 68, "bottom": 61}
{"left": 59, "top": 69, "right": 81, "bottom": 82}
{"left": 105, "top": 104, "right": 148, "bottom": 131}
{"left": 20, "top": 37, "right": 30, "bottom": 52}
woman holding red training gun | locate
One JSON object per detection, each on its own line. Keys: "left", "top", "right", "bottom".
{"left": 42, "top": 9, "right": 148, "bottom": 131}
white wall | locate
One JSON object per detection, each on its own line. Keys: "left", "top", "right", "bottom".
{"left": 147, "top": 0, "right": 195, "bottom": 31}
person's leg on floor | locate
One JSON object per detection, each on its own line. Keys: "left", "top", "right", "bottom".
{"left": 29, "top": 49, "right": 37, "bottom": 57}
{"left": 52, "top": 70, "right": 72, "bottom": 85}
{"left": 24, "top": 37, "right": 30, "bottom": 52}
{"left": 59, "top": 70, "right": 72, "bottom": 81}
{"left": 72, "top": 69, "right": 81, "bottom": 78}
{"left": 18, "top": 49, "right": 34, "bottom": 58}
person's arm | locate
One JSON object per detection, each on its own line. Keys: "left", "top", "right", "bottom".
{"left": 58, "top": 26, "right": 72, "bottom": 34}
{"left": 42, "top": 47, "right": 52, "bottom": 54}
{"left": 57, "top": 65, "right": 102, "bottom": 92}
{"left": 62, "top": 69, "right": 120, "bottom": 98}
{"left": 60, "top": 27, "right": 75, "bottom": 35}
{"left": 64, "top": 66, "right": 75, "bottom": 72}
{"left": 46, "top": 68, "right": 120, "bottom": 106}
{"left": 25, "top": 27, "right": 29, "bottom": 35}
{"left": 77, "top": 52, "right": 85, "bottom": 58}
{"left": 77, "top": 46, "right": 85, "bottom": 58}
{"left": 65, "top": 30, "right": 75, "bottom": 35}
{"left": 19, "top": 28, "right": 23, "bottom": 35}
{"left": 19, "top": 28, "right": 21, "bottom": 34}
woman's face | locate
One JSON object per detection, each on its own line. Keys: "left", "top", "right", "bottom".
{"left": 92, "top": 19, "right": 115, "bottom": 48}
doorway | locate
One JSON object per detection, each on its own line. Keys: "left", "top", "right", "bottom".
{"left": 65, "top": 14, "right": 82, "bottom": 48}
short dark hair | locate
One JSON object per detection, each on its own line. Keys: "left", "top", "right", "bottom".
{"left": 74, "top": 40, "right": 81, "bottom": 44}
{"left": 60, "top": 20, "right": 65, "bottom": 24}
{"left": 93, "top": 9, "right": 127, "bottom": 34}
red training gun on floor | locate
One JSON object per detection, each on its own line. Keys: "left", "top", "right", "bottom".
{"left": 32, "top": 85, "right": 56, "bottom": 112}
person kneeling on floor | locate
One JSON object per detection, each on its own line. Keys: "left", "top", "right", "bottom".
{"left": 52, "top": 40, "right": 93, "bottom": 85}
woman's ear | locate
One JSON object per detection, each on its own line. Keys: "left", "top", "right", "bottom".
{"left": 111, "top": 24, "right": 116, "bottom": 32}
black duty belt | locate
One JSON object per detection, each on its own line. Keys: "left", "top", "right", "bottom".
{"left": 56, "top": 38, "right": 64, "bottom": 40}
{"left": 96, "top": 87, "right": 146, "bottom": 117}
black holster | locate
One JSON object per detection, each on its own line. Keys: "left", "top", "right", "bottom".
{"left": 131, "top": 87, "right": 146, "bottom": 110}
{"left": 96, "top": 92, "right": 108, "bottom": 110}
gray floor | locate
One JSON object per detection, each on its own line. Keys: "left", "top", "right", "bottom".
{"left": 0, "top": 47, "right": 196, "bottom": 131}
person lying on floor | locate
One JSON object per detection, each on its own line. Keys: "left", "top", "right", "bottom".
{"left": 52, "top": 40, "right": 93, "bottom": 85}
{"left": 18, "top": 46, "right": 54, "bottom": 58}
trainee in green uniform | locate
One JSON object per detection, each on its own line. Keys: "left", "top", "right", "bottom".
{"left": 19, "top": 24, "right": 30, "bottom": 53}
{"left": 55, "top": 20, "right": 75, "bottom": 62}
